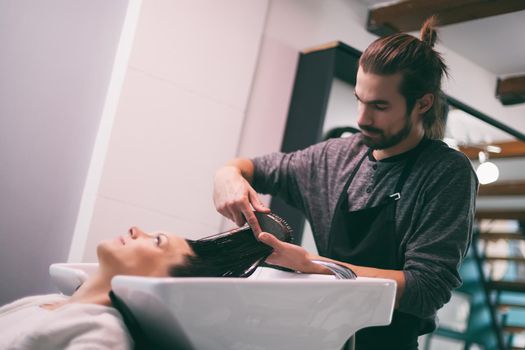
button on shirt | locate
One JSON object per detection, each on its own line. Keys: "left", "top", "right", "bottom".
{"left": 346, "top": 151, "right": 406, "bottom": 212}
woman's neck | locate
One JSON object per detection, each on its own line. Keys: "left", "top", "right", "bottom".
{"left": 67, "top": 270, "right": 113, "bottom": 307}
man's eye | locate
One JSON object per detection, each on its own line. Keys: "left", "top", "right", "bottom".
{"left": 375, "top": 105, "right": 387, "bottom": 111}
{"left": 154, "top": 235, "right": 162, "bottom": 246}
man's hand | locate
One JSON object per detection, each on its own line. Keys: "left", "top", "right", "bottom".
{"left": 213, "top": 165, "right": 270, "bottom": 235}
{"left": 257, "top": 232, "right": 327, "bottom": 274}
{"left": 259, "top": 233, "right": 407, "bottom": 307}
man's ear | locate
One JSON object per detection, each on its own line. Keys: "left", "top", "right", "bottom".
{"left": 417, "top": 93, "right": 434, "bottom": 114}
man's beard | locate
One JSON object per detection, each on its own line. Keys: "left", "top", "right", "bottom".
{"left": 359, "top": 114, "right": 413, "bottom": 150}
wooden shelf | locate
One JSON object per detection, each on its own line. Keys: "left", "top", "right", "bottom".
{"left": 460, "top": 140, "right": 525, "bottom": 160}
{"left": 476, "top": 210, "right": 525, "bottom": 221}
{"left": 497, "top": 303, "right": 525, "bottom": 312}
{"left": 497, "top": 75, "right": 525, "bottom": 106}
{"left": 478, "top": 181, "right": 525, "bottom": 196}
{"left": 478, "top": 232, "right": 525, "bottom": 240}
{"left": 502, "top": 325, "right": 525, "bottom": 334}
{"left": 484, "top": 256, "right": 525, "bottom": 263}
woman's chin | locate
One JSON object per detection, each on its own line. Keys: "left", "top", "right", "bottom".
{"left": 96, "top": 240, "right": 118, "bottom": 265}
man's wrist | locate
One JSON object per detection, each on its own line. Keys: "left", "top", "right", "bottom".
{"left": 216, "top": 165, "right": 241, "bottom": 179}
{"left": 303, "top": 256, "right": 332, "bottom": 275}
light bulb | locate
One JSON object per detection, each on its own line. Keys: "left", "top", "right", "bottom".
{"left": 476, "top": 161, "right": 499, "bottom": 185}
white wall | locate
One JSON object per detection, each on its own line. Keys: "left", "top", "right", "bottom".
{"left": 72, "top": 0, "right": 270, "bottom": 262}
{"left": 0, "top": 0, "right": 130, "bottom": 304}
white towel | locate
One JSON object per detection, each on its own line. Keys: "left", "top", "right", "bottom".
{"left": 0, "top": 294, "right": 132, "bottom": 349}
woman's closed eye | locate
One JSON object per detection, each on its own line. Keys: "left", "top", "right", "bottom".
{"left": 154, "top": 233, "right": 169, "bottom": 247}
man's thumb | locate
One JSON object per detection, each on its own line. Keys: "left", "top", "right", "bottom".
{"left": 258, "top": 232, "right": 280, "bottom": 249}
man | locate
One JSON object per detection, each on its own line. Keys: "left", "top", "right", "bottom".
{"left": 213, "top": 17, "right": 478, "bottom": 349}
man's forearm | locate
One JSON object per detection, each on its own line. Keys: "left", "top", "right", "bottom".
{"left": 257, "top": 233, "right": 406, "bottom": 307}
{"left": 307, "top": 254, "right": 406, "bottom": 307}
{"left": 224, "top": 158, "right": 255, "bottom": 183}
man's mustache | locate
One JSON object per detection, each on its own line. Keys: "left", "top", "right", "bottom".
{"left": 359, "top": 125, "right": 383, "bottom": 134}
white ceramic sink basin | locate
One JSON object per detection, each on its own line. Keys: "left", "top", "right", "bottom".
{"left": 50, "top": 264, "right": 396, "bottom": 350}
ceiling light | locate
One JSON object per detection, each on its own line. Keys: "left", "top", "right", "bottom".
{"left": 476, "top": 151, "right": 499, "bottom": 185}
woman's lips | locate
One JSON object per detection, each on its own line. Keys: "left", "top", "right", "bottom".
{"left": 119, "top": 236, "right": 126, "bottom": 245}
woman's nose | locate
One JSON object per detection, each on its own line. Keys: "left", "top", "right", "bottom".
{"left": 129, "top": 226, "right": 145, "bottom": 239}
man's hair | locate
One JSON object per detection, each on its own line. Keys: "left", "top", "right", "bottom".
{"left": 169, "top": 227, "right": 277, "bottom": 278}
{"left": 359, "top": 16, "right": 449, "bottom": 140}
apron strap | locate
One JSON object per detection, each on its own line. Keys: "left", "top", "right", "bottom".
{"left": 342, "top": 149, "right": 370, "bottom": 197}
{"left": 392, "top": 137, "right": 429, "bottom": 196}
{"left": 333, "top": 148, "right": 370, "bottom": 214}
{"left": 325, "top": 149, "right": 369, "bottom": 254}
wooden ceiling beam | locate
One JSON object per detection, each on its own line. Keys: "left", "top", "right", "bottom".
{"left": 497, "top": 75, "right": 525, "bottom": 106}
{"left": 459, "top": 140, "right": 525, "bottom": 160}
{"left": 367, "top": 0, "right": 525, "bottom": 36}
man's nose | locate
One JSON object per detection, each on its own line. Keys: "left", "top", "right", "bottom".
{"left": 357, "top": 105, "right": 373, "bottom": 126}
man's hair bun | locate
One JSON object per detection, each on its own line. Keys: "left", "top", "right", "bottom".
{"left": 420, "top": 16, "right": 439, "bottom": 48}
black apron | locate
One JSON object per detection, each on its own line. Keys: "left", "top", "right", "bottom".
{"left": 328, "top": 141, "right": 427, "bottom": 350}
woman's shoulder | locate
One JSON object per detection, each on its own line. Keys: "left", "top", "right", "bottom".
{"left": 0, "top": 300, "right": 132, "bottom": 350}
{"left": 0, "top": 294, "right": 66, "bottom": 314}
{"left": 38, "top": 302, "right": 132, "bottom": 349}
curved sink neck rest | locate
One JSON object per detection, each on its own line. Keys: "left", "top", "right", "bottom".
{"left": 311, "top": 259, "right": 357, "bottom": 279}
{"left": 49, "top": 263, "right": 99, "bottom": 295}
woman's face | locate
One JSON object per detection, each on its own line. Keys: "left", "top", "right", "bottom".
{"left": 97, "top": 226, "right": 194, "bottom": 277}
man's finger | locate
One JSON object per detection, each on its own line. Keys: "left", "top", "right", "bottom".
{"left": 228, "top": 208, "right": 246, "bottom": 227}
{"left": 249, "top": 190, "right": 271, "bottom": 213}
{"left": 242, "top": 205, "right": 262, "bottom": 235}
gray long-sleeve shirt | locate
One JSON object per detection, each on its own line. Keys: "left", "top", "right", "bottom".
{"left": 252, "top": 133, "right": 478, "bottom": 320}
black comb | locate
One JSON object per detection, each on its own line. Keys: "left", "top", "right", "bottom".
{"left": 254, "top": 211, "right": 293, "bottom": 243}
{"left": 200, "top": 212, "right": 293, "bottom": 243}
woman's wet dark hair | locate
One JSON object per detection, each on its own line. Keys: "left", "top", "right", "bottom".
{"left": 169, "top": 226, "right": 281, "bottom": 278}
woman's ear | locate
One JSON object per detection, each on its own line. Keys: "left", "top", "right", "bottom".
{"left": 417, "top": 93, "right": 434, "bottom": 114}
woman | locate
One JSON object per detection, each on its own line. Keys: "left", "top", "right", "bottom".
{"left": 0, "top": 224, "right": 286, "bottom": 349}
